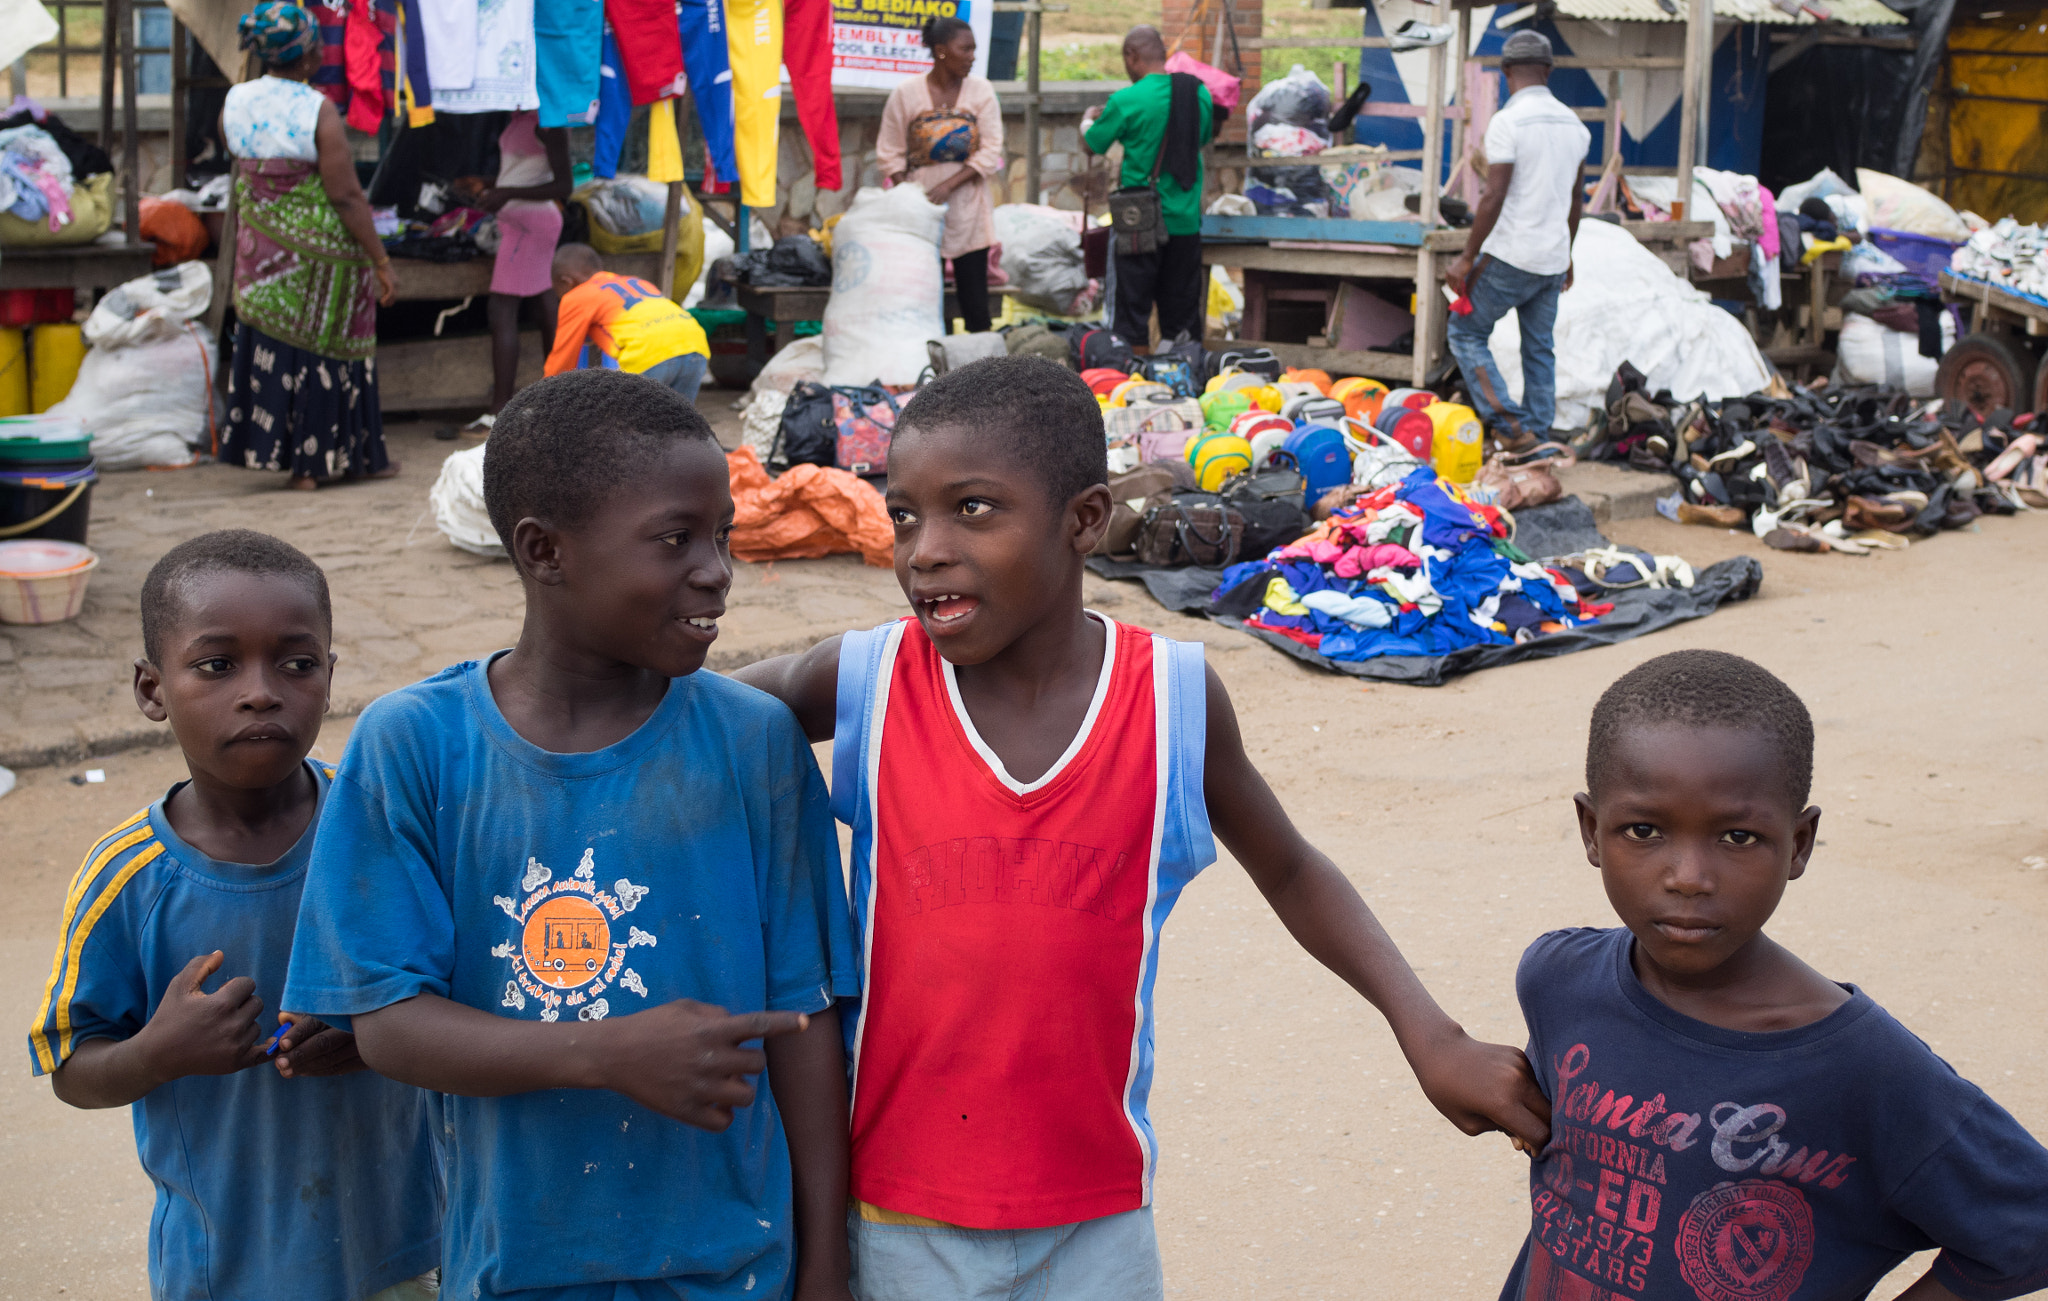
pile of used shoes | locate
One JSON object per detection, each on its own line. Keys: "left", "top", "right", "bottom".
{"left": 1580, "top": 363, "right": 2041, "bottom": 555}
{"left": 1206, "top": 465, "right": 1618, "bottom": 661}
{"left": 1951, "top": 218, "right": 2048, "bottom": 304}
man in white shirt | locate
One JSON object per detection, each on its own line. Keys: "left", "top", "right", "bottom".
{"left": 1445, "top": 31, "right": 1590, "bottom": 453}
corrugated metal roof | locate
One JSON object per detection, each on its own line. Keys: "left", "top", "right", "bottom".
{"left": 1553, "top": 0, "right": 1907, "bottom": 23}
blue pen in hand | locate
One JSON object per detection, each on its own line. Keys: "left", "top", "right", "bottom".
{"left": 263, "top": 1024, "right": 291, "bottom": 1057}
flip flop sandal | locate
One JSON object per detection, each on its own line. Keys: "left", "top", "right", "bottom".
{"left": 459, "top": 413, "right": 496, "bottom": 438}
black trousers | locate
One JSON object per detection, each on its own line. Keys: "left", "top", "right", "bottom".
{"left": 952, "top": 246, "right": 992, "bottom": 334}
{"left": 1111, "top": 233, "right": 1204, "bottom": 348}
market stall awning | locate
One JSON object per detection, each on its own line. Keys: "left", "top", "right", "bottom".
{"left": 1543, "top": 0, "right": 1906, "bottom": 23}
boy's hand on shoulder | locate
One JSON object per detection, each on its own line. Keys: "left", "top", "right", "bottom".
{"left": 597, "top": 998, "right": 811, "bottom": 1131}
{"left": 272, "top": 1012, "right": 367, "bottom": 1078}
{"left": 1407, "top": 1022, "right": 1551, "bottom": 1152}
{"left": 138, "top": 951, "right": 268, "bottom": 1081}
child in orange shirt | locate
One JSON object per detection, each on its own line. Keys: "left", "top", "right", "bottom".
{"left": 545, "top": 244, "right": 712, "bottom": 405}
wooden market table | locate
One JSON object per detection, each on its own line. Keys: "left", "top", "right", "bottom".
{"left": 1201, "top": 217, "right": 1713, "bottom": 387}
{"left": 734, "top": 283, "right": 1012, "bottom": 372}
{"left": 370, "top": 251, "right": 667, "bottom": 414}
{"left": 1936, "top": 269, "right": 2048, "bottom": 415}
{"left": 0, "top": 242, "right": 158, "bottom": 291}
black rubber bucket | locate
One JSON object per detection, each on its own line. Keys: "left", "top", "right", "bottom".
{"left": 0, "top": 454, "right": 97, "bottom": 545}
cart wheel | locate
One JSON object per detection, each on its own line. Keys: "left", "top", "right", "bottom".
{"left": 2034, "top": 350, "right": 2048, "bottom": 417}
{"left": 1936, "top": 333, "right": 2033, "bottom": 418}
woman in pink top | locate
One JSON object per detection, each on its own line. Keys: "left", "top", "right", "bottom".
{"left": 878, "top": 17, "right": 1006, "bottom": 333}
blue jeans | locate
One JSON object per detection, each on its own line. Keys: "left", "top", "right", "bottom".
{"left": 642, "top": 352, "right": 708, "bottom": 407}
{"left": 848, "top": 1204, "right": 1164, "bottom": 1301}
{"left": 1445, "top": 254, "right": 1566, "bottom": 441}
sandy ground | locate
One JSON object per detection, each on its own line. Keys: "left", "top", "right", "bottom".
{"left": 1, "top": 430, "right": 2043, "bottom": 1299}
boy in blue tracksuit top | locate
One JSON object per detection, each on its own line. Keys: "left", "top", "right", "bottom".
{"left": 28, "top": 529, "right": 440, "bottom": 1301}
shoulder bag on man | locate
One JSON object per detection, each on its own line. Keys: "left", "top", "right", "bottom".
{"left": 1107, "top": 76, "right": 1198, "bottom": 258}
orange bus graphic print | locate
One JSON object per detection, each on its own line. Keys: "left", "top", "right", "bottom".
{"left": 493, "top": 848, "right": 657, "bottom": 1022}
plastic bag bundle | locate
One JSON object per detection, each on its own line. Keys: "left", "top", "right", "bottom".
{"left": 428, "top": 443, "right": 504, "bottom": 557}
{"left": 48, "top": 320, "right": 218, "bottom": 470}
{"left": 582, "top": 177, "right": 671, "bottom": 237}
{"left": 822, "top": 185, "right": 946, "bottom": 387}
{"left": 82, "top": 262, "right": 211, "bottom": 348}
{"left": 1247, "top": 66, "right": 1334, "bottom": 215}
{"left": 991, "top": 204, "right": 1088, "bottom": 315}
{"left": 1857, "top": 169, "right": 1971, "bottom": 244}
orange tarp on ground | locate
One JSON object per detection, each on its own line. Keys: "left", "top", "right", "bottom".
{"left": 727, "top": 446, "right": 894, "bottom": 567}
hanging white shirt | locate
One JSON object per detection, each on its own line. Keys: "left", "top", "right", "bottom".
{"left": 1479, "top": 84, "right": 1590, "bottom": 276}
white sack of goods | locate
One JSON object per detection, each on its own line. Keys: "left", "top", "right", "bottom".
{"left": 823, "top": 184, "right": 946, "bottom": 387}
{"left": 49, "top": 322, "right": 220, "bottom": 471}
{"left": 429, "top": 443, "right": 504, "bottom": 558}
{"left": 1481, "top": 219, "right": 1772, "bottom": 432}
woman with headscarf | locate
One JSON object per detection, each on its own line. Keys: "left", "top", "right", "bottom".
{"left": 876, "top": 15, "right": 1005, "bottom": 334}
{"left": 219, "top": 1, "right": 398, "bottom": 489}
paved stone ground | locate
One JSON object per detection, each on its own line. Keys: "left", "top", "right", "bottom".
{"left": 0, "top": 402, "right": 1670, "bottom": 770}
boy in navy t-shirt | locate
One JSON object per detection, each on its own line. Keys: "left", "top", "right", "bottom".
{"left": 28, "top": 529, "right": 441, "bottom": 1301}
{"left": 1504, "top": 650, "right": 2048, "bottom": 1301}
{"left": 282, "top": 369, "right": 860, "bottom": 1301}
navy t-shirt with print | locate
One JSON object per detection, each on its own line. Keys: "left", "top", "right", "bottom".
{"left": 1500, "top": 927, "right": 2048, "bottom": 1301}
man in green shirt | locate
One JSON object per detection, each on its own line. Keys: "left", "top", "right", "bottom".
{"left": 1082, "top": 25, "right": 1221, "bottom": 350}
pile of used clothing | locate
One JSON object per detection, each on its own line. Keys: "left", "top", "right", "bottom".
{"left": 1206, "top": 466, "right": 1615, "bottom": 661}
{"left": 1584, "top": 365, "right": 2043, "bottom": 555}
{"left": 0, "top": 107, "right": 114, "bottom": 243}
{"left": 1951, "top": 219, "right": 2048, "bottom": 305}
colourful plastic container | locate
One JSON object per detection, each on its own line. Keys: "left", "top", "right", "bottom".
{"left": 1423, "top": 401, "right": 1485, "bottom": 484}
{"left": 29, "top": 323, "right": 85, "bottom": 413}
{"left": 0, "top": 328, "right": 26, "bottom": 417}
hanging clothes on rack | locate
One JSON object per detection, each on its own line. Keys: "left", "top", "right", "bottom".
{"left": 604, "top": 0, "right": 686, "bottom": 103}
{"left": 433, "top": 0, "right": 538, "bottom": 112}
{"left": 417, "top": 0, "right": 477, "bottom": 92}
{"left": 724, "top": 0, "right": 781, "bottom": 208}
{"left": 397, "top": 0, "right": 435, "bottom": 123}
{"left": 781, "top": 0, "right": 839, "bottom": 192}
{"left": 679, "top": 0, "right": 738, "bottom": 185}
{"left": 537, "top": 0, "right": 605, "bottom": 125}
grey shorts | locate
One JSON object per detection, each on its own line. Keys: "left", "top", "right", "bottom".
{"left": 848, "top": 1205, "right": 1163, "bottom": 1301}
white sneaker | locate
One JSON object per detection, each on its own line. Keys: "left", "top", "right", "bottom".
{"left": 1389, "top": 20, "right": 1454, "bottom": 50}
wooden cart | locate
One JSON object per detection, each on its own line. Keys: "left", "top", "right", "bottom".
{"left": 1936, "top": 269, "right": 2048, "bottom": 417}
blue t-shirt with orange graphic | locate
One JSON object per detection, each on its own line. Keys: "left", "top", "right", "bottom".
{"left": 282, "top": 656, "right": 858, "bottom": 1301}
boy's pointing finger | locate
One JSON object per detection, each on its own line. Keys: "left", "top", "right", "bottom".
{"left": 722, "top": 1011, "right": 810, "bottom": 1044}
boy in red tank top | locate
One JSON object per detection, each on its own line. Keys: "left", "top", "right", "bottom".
{"left": 737, "top": 356, "right": 1550, "bottom": 1299}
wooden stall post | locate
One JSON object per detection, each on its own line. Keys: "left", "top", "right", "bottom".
{"left": 1672, "top": 0, "right": 1708, "bottom": 218}
{"left": 1025, "top": 1, "right": 1042, "bottom": 203}
{"left": 120, "top": 0, "right": 142, "bottom": 247}
{"left": 1447, "top": 4, "right": 1471, "bottom": 196}
{"left": 1420, "top": 34, "right": 1446, "bottom": 228}
{"left": 100, "top": 0, "right": 118, "bottom": 150}
{"left": 658, "top": 182, "right": 684, "bottom": 298}
{"left": 171, "top": 17, "right": 189, "bottom": 187}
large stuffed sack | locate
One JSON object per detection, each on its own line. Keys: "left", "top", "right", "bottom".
{"left": 992, "top": 205, "right": 1088, "bottom": 315}
{"left": 47, "top": 320, "right": 218, "bottom": 470}
{"left": 428, "top": 443, "right": 504, "bottom": 557}
{"left": 83, "top": 261, "right": 212, "bottom": 348}
{"left": 1856, "top": 169, "right": 1970, "bottom": 244}
{"left": 1834, "top": 312, "right": 1953, "bottom": 396}
{"left": 569, "top": 176, "right": 707, "bottom": 303}
{"left": 1480, "top": 220, "right": 1771, "bottom": 431}
{"left": 0, "top": 171, "right": 113, "bottom": 247}
{"left": 823, "top": 184, "right": 946, "bottom": 387}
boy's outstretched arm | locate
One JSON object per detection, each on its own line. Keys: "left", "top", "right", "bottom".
{"left": 349, "top": 992, "right": 808, "bottom": 1131}
{"left": 765, "top": 1006, "right": 854, "bottom": 1301}
{"left": 732, "top": 635, "right": 843, "bottom": 743}
{"left": 1201, "top": 665, "right": 1552, "bottom": 1150}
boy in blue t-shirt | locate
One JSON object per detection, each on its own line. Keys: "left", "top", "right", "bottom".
{"left": 282, "top": 369, "right": 860, "bottom": 1301}
{"left": 1504, "top": 650, "right": 2048, "bottom": 1301}
{"left": 28, "top": 529, "right": 441, "bottom": 1301}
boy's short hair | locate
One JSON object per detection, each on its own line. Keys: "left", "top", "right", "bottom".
{"left": 139, "top": 529, "right": 331, "bottom": 666}
{"left": 895, "top": 355, "right": 1108, "bottom": 508}
{"left": 1587, "top": 650, "right": 1814, "bottom": 806}
{"left": 483, "top": 368, "right": 715, "bottom": 546}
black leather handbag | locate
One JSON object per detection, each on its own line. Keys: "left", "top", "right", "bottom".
{"left": 1107, "top": 127, "right": 1169, "bottom": 257}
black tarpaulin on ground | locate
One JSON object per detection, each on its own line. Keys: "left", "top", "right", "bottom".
{"left": 1088, "top": 498, "right": 1765, "bottom": 687}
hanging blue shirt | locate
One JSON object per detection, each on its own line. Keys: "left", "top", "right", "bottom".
{"left": 1501, "top": 927, "right": 2048, "bottom": 1301}
{"left": 27, "top": 761, "right": 442, "bottom": 1301}
{"left": 283, "top": 656, "right": 860, "bottom": 1301}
